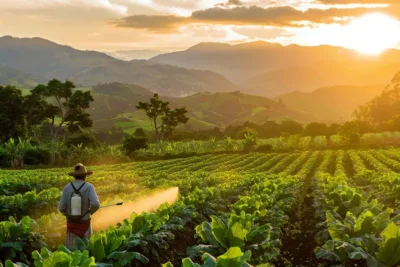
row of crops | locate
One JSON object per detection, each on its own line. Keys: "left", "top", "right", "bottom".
{"left": 140, "top": 132, "right": 400, "bottom": 155}
{"left": 3, "top": 149, "right": 400, "bottom": 266}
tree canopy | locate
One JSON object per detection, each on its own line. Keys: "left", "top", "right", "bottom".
{"left": 136, "top": 94, "right": 189, "bottom": 141}
{"left": 355, "top": 72, "right": 400, "bottom": 130}
{"left": 31, "top": 79, "right": 94, "bottom": 163}
{"left": 0, "top": 86, "right": 26, "bottom": 142}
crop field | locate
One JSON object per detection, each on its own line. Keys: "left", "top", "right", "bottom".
{"left": 3, "top": 149, "right": 400, "bottom": 266}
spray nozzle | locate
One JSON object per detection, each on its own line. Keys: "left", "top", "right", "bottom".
{"left": 100, "top": 201, "right": 124, "bottom": 209}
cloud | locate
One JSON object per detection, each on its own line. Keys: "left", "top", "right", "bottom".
{"left": 317, "top": 0, "right": 397, "bottom": 3}
{"left": 216, "top": 0, "right": 244, "bottom": 7}
{"left": 192, "top": 5, "right": 392, "bottom": 26}
{"left": 1, "top": 0, "right": 128, "bottom": 15}
{"left": 115, "top": 4, "right": 392, "bottom": 32}
{"left": 114, "top": 15, "right": 191, "bottom": 33}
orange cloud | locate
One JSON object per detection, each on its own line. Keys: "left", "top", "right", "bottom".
{"left": 115, "top": 5, "right": 394, "bottom": 32}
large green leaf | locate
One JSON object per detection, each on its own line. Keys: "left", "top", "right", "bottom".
{"left": 216, "top": 247, "right": 244, "bottom": 267}
{"left": 0, "top": 242, "right": 23, "bottom": 251}
{"left": 89, "top": 233, "right": 106, "bottom": 262}
{"left": 43, "top": 251, "right": 71, "bottom": 267}
{"left": 201, "top": 222, "right": 220, "bottom": 248}
{"left": 226, "top": 222, "right": 248, "bottom": 248}
{"left": 211, "top": 216, "right": 228, "bottom": 249}
{"left": 4, "top": 261, "right": 28, "bottom": 267}
{"left": 376, "top": 222, "right": 400, "bottom": 266}
{"left": 107, "top": 251, "right": 149, "bottom": 266}
{"left": 354, "top": 210, "right": 374, "bottom": 235}
{"left": 202, "top": 253, "right": 217, "bottom": 267}
{"left": 182, "top": 258, "right": 202, "bottom": 267}
{"left": 315, "top": 247, "right": 341, "bottom": 262}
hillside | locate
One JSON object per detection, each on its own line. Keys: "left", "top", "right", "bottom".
{"left": 246, "top": 63, "right": 399, "bottom": 97}
{"left": 152, "top": 41, "right": 400, "bottom": 96}
{"left": 0, "top": 36, "right": 238, "bottom": 97}
{"left": 0, "top": 66, "right": 43, "bottom": 88}
{"left": 88, "top": 83, "right": 310, "bottom": 132}
{"left": 275, "top": 85, "right": 385, "bottom": 122}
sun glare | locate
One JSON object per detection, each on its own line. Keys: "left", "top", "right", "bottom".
{"left": 343, "top": 13, "right": 400, "bottom": 55}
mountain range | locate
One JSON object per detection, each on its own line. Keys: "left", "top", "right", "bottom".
{"left": 0, "top": 35, "right": 395, "bottom": 129}
{"left": 152, "top": 42, "right": 400, "bottom": 97}
{"left": 0, "top": 36, "right": 237, "bottom": 97}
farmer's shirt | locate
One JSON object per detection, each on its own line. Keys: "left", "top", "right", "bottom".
{"left": 58, "top": 180, "right": 100, "bottom": 221}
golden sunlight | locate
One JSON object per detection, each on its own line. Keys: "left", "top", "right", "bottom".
{"left": 343, "top": 13, "right": 400, "bottom": 55}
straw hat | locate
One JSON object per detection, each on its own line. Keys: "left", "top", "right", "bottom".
{"left": 68, "top": 163, "right": 93, "bottom": 177}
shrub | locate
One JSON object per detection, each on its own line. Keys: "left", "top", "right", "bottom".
{"left": 134, "top": 128, "right": 146, "bottom": 138}
{"left": 243, "top": 133, "right": 257, "bottom": 151}
{"left": 24, "top": 147, "right": 51, "bottom": 165}
{"left": 236, "top": 127, "right": 258, "bottom": 139}
{"left": 67, "top": 132, "right": 101, "bottom": 148}
{"left": 254, "top": 144, "right": 273, "bottom": 152}
{"left": 123, "top": 136, "right": 149, "bottom": 156}
{"left": 0, "top": 147, "right": 10, "bottom": 167}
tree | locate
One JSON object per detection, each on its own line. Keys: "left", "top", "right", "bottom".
{"left": 337, "top": 120, "right": 372, "bottom": 145}
{"left": 279, "top": 120, "right": 304, "bottom": 135}
{"left": 354, "top": 72, "right": 400, "bottom": 128}
{"left": 304, "top": 122, "right": 328, "bottom": 137}
{"left": 123, "top": 135, "right": 148, "bottom": 156}
{"left": 0, "top": 86, "right": 26, "bottom": 142}
{"left": 32, "top": 79, "right": 94, "bottom": 163}
{"left": 136, "top": 94, "right": 189, "bottom": 141}
{"left": 23, "top": 92, "right": 50, "bottom": 144}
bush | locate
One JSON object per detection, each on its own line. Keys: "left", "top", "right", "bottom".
{"left": 123, "top": 136, "right": 149, "bottom": 156}
{"left": 254, "top": 144, "right": 273, "bottom": 152}
{"left": 348, "top": 132, "right": 361, "bottom": 146}
{"left": 24, "top": 147, "right": 50, "bottom": 165}
{"left": 134, "top": 128, "right": 146, "bottom": 138}
{"left": 237, "top": 127, "right": 258, "bottom": 139}
{"left": 243, "top": 133, "right": 257, "bottom": 151}
{"left": 0, "top": 147, "right": 10, "bottom": 167}
{"left": 67, "top": 132, "right": 101, "bottom": 148}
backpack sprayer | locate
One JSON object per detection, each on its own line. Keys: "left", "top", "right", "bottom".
{"left": 100, "top": 201, "right": 124, "bottom": 209}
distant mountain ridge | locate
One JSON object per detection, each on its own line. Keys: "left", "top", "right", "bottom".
{"left": 106, "top": 50, "right": 167, "bottom": 60}
{"left": 152, "top": 41, "right": 400, "bottom": 96}
{"left": 0, "top": 36, "right": 238, "bottom": 96}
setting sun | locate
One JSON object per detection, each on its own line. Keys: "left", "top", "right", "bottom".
{"left": 344, "top": 13, "right": 400, "bottom": 55}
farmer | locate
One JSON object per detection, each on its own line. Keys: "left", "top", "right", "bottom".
{"left": 58, "top": 163, "right": 100, "bottom": 249}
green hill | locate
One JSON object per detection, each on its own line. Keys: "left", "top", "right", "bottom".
{"left": 0, "top": 66, "right": 43, "bottom": 88}
{"left": 275, "top": 85, "right": 385, "bottom": 122}
{"left": 89, "top": 83, "right": 311, "bottom": 132}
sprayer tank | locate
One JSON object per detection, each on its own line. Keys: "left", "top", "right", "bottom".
{"left": 71, "top": 194, "right": 82, "bottom": 216}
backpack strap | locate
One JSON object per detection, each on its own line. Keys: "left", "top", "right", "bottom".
{"left": 70, "top": 182, "right": 86, "bottom": 194}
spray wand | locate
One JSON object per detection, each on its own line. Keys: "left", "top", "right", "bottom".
{"left": 100, "top": 201, "right": 124, "bottom": 209}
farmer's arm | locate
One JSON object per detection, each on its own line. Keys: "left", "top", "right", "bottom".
{"left": 58, "top": 187, "right": 68, "bottom": 216}
{"left": 89, "top": 185, "right": 100, "bottom": 215}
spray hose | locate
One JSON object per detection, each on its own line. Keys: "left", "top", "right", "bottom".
{"left": 100, "top": 201, "right": 124, "bottom": 209}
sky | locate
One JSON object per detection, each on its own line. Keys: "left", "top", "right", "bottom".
{"left": 1, "top": 0, "right": 400, "bottom": 53}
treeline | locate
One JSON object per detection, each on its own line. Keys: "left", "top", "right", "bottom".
{"left": 167, "top": 120, "right": 371, "bottom": 143}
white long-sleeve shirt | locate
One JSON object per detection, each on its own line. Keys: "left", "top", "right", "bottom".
{"left": 58, "top": 180, "right": 100, "bottom": 221}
